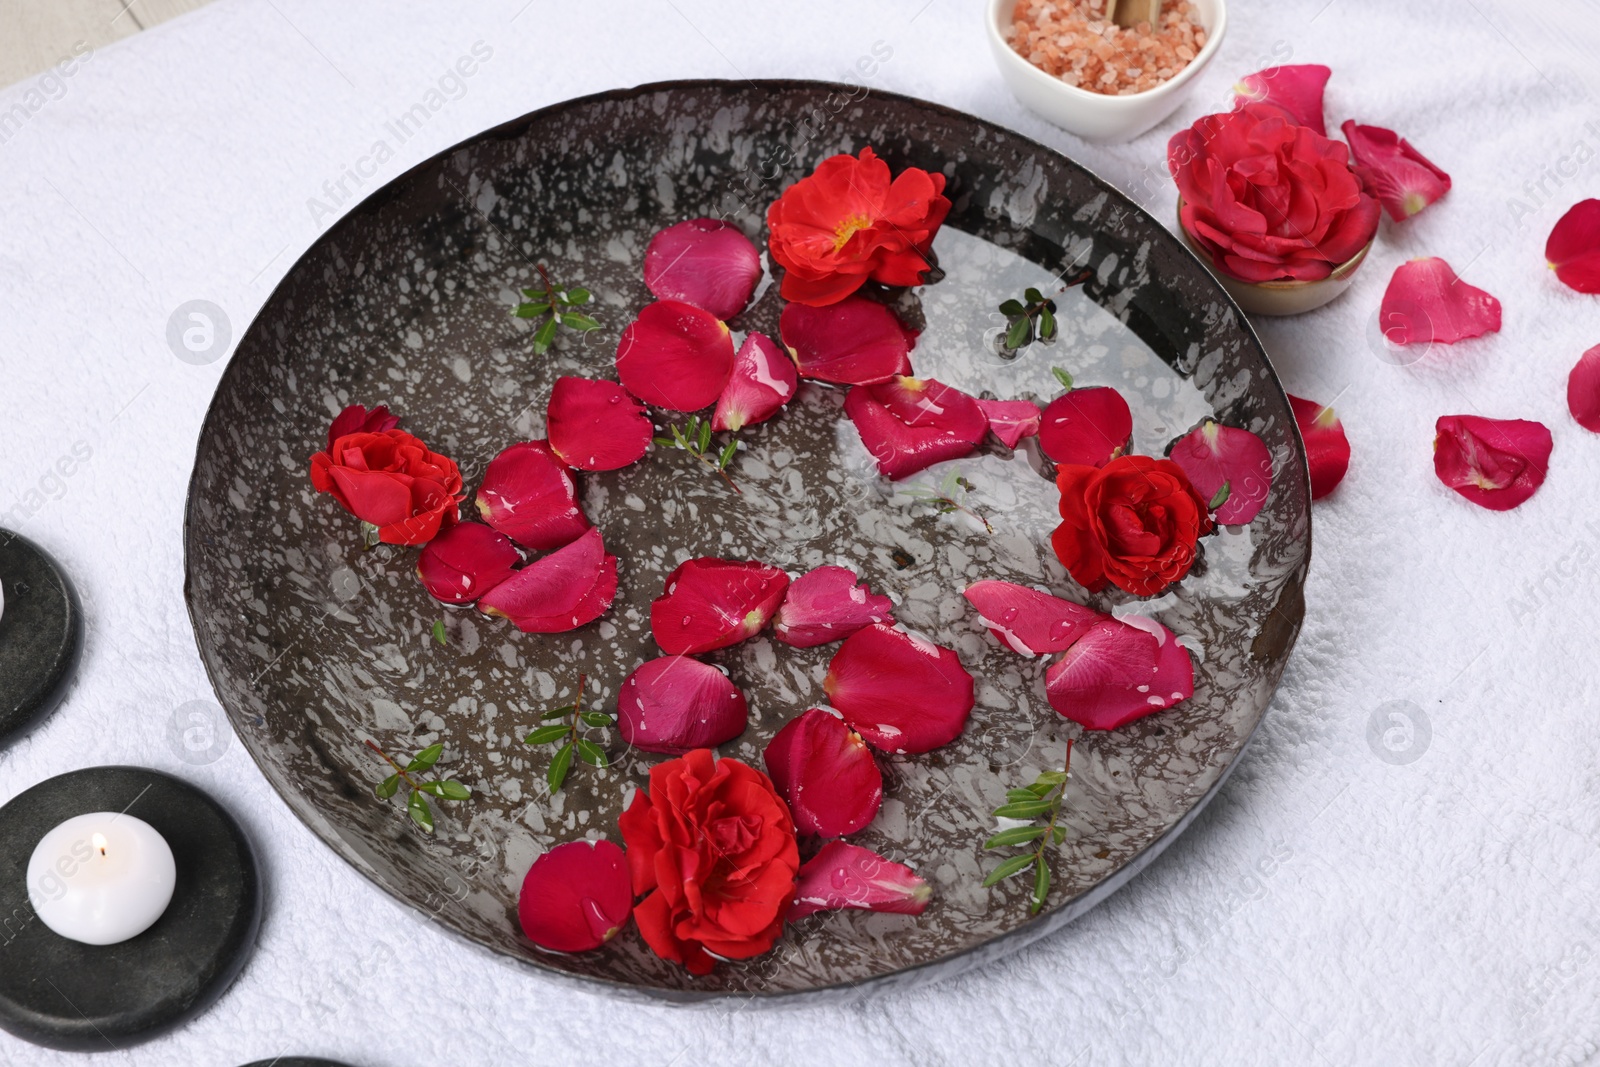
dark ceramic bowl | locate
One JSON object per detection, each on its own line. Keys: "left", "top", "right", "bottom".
{"left": 183, "top": 80, "right": 1309, "bottom": 1001}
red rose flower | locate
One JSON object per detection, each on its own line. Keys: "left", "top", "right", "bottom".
{"left": 766, "top": 147, "right": 950, "bottom": 306}
{"left": 618, "top": 749, "right": 799, "bottom": 975}
{"left": 1168, "top": 103, "right": 1380, "bottom": 283}
{"left": 309, "top": 429, "right": 463, "bottom": 545}
{"left": 1052, "top": 455, "right": 1214, "bottom": 597}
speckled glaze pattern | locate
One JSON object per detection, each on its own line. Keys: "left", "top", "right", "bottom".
{"left": 183, "top": 81, "right": 1310, "bottom": 1002}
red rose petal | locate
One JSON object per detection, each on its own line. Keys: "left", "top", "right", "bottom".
{"left": 1546, "top": 199, "right": 1600, "bottom": 293}
{"left": 1287, "top": 394, "right": 1352, "bottom": 499}
{"left": 711, "top": 333, "right": 798, "bottom": 432}
{"left": 1341, "top": 121, "right": 1451, "bottom": 221}
{"left": 1233, "top": 64, "right": 1332, "bottom": 135}
{"left": 1569, "top": 344, "right": 1600, "bottom": 432}
{"left": 517, "top": 839, "right": 633, "bottom": 953}
{"left": 643, "top": 218, "right": 762, "bottom": 321}
{"left": 1432, "top": 414, "right": 1552, "bottom": 511}
{"left": 478, "top": 527, "right": 618, "bottom": 632}
{"left": 779, "top": 297, "right": 913, "bottom": 386}
{"left": 1379, "top": 257, "right": 1502, "bottom": 346}
{"left": 764, "top": 708, "right": 882, "bottom": 837}
{"left": 475, "top": 440, "right": 590, "bottom": 551}
{"left": 823, "top": 624, "right": 974, "bottom": 754}
{"left": 1168, "top": 419, "right": 1274, "bottom": 525}
{"left": 650, "top": 558, "right": 791, "bottom": 655}
{"left": 617, "top": 656, "right": 749, "bottom": 754}
{"left": 1038, "top": 387, "right": 1133, "bottom": 468}
{"left": 326, "top": 403, "right": 399, "bottom": 451}
{"left": 787, "top": 841, "right": 931, "bottom": 920}
{"left": 415, "top": 522, "right": 520, "bottom": 604}
{"left": 773, "top": 565, "right": 894, "bottom": 648}
{"left": 844, "top": 376, "right": 988, "bottom": 480}
{"left": 615, "top": 300, "right": 736, "bottom": 411}
{"left": 546, "top": 377, "right": 652, "bottom": 472}
{"left": 976, "top": 398, "right": 1043, "bottom": 448}
{"left": 1045, "top": 616, "right": 1193, "bottom": 731}
{"left": 961, "top": 579, "right": 1104, "bottom": 656}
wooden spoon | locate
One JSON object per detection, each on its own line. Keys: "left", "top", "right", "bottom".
{"left": 1106, "top": 0, "right": 1161, "bottom": 27}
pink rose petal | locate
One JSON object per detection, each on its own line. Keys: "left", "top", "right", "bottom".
{"left": 643, "top": 218, "right": 762, "bottom": 321}
{"left": 546, "top": 377, "right": 652, "bottom": 472}
{"left": 1546, "top": 199, "right": 1600, "bottom": 294}
{"left": 1378, "top": 257, "right": 1502, "bottom": 346}
{"left": 1038, "top": 387, "right": 1133, "bottom": 468}
{"left": 1432, "top": 414, "right": 1552, "bottom": 511}
{"left": 478, "top": 527, "right": 618, "bottom": 632}
{"left": 617, "top": 655, "right": 749, "bottom": 754}
{"left": 1168, "top": 419, "right": 1274, "bottom": 525}
{"left": 1341, "top": 121, "right": 1451, "bottom": 221}
{"left": 475, "top": 440, "right": 590, "bottom": 551}
{"left": 649, "top": 557, "right": 790, "bottom": 655}
{"left": 764, "top": 708, "right": 883, "bottom": 837}
{"left": 326, "top": 403, "right": 399, "bottom": 451}
{"left": 615, "top": 300, "right": 736, "bottom": 411}
{"left": 1569, "top": 344, "right": 1600, "bottom": 433}
{"left": 711, "top": 333, "right": 798, "bottom": 432}
{"left": 823, "top": 623, "right": 974, "bottom": 754}
{"left": 961, "top": 579, "right": 1104, "bottom": 656}
{"left": 1045, "top": 616, "right": 1194, "bottom": 731}
{"left": 779, "top": 297, "right": 913, "bottom": 386}
{"left": 773, "top": 565, "right": 894, "bottom": 649}
{"left": 976, "top": 398, "right": 1043, "bottom": 448}
{"left": 517, "top": 839, "right": 633, "bottom": 953}
{"left": 844, "top": 376, "right": 988, "bottom": 480}
{"left": 788, "top": 841, "right": 931, "bottom": 920}
{"left": 1233, "top": 64, "right": 1332, "bottom": 135}
{"left": 416, "top": 522, "right": 520, "bottom": 604}
{"left": 1287, "top": 394, "right": 1351, "bottom": 499}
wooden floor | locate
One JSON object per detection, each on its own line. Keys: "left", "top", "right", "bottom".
{"left": 1, "top": 0, "right": 214, "bottom": 88}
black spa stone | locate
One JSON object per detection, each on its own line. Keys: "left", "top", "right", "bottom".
{"left": 0, "top": 529, "right": 83, "bottom": 747}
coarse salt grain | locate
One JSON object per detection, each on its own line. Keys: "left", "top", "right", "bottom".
{"left": 1007, "top": 0, "right": 1205, "bottom": 96}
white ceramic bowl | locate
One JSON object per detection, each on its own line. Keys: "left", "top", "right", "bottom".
{"left": 986, "top": 0, "right": 1227, "bottom": 143}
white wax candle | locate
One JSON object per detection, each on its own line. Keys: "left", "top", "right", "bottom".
{"left": 25, "top": 812, "right": 177, "bottom": 946}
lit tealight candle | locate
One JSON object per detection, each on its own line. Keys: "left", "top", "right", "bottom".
{"left": 25, "top": 813, "right": 177, "bottom": 945}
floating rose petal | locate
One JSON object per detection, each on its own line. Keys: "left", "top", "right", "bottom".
{"left": 773, "top": 565, "right": 894, "bottom": 648}
{"left": 824, "top": 624, "right": 974, "bottom": 754}
{"left": 617, "top": 656, "right": 749, "bottom": 754}
{"left": 517, "top": 839, "right": 633, "bottom": 953}
{"left": 1288, "top": 394, "right": 1352, "bottom": 499}
{"left": 1546, "top": 199, "right": 1600, "bottom": 294}
{"left": 475, "top": 440, "right": 590, "bottom": 551}
{"left": 1233, "top": 64, "right": 1332, "bottom": 135}
{"left": 1341, "top": 121, "right": 1451, "bottom": 221}
{"left": 546, "top": 377, "right": 652, "bottom": 471}
{"left": 1433, "top": 414, "right": 1553, "bottom": 511}
{"left": 416, "top": 522, "right": 519, "bottom": 604}
{"left": 779, "top": 297, "right": 914, "bottom": 386}
{"left": 1379, "top": 257, "right": 1502, "bottom": 346}
{"left": 962, "top": 579, "right": 1104, "bottom": 656}
{"left": 615, "top": 300, "right": 736, "bottom": 411}
{"left": 844, "top": 376, "right": 987, "bottom": 480}
{"left": 1168, "top": 419, "right": 1274, "bottom": 525}
{"left": 650, "top": 557, "right": 790, "bottom": 655}
{"left": 478, "top": 527, "right": 618, "bottom": 632}
{"left": 764, "top": 708, "right": 882, "bottom": 837}
{"left": 1569, "top": 345, "right": 1600, "bottom": 432}
{"left": 643, "top": 218, "right": 762, "bottom": 321}
{"left": 1038, "top": 387, "right": 1133, "bottom": 468}
{"left": 1045, "top": 616, "right": 1194, "bottom": 731}
{"left": 976, "top": 398, "right": 1043, "bottom": 448}
{"left": 711, "top": 333, "right": 798, "bottom": 432}
{"left": 788, "top": 842, "right": 931, "bottom": 920}
{"left": 325, "top": 403, "right": 399, "bottom": 451}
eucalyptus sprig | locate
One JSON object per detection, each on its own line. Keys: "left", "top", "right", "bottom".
{"left": 514, "top": 264, "right": 600, "bottom": 354}
{"left": 901, "top": 467, "right": 993, "bottom": 534}
{"left": 366, "top": 739, "right": 472, "bottom": 834}
{"left": 982, "top": 738, "right": 1074, "bottom": 915}
{"left": 524, "top": 673, "right": 614, "bottom": 793}
{"left": 653, "top": 413, "right": 742, "bottom": 494}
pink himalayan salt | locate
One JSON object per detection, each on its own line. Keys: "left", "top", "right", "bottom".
{"left": 1006, "top": 0, "right": 1205, "bottom": 96}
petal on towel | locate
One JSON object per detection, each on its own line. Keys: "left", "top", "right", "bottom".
{"left": 1432, "top": 414, "right": 1552, "bottom": 511}
{"left": 1568, "top": 344, "right": 1600, "bottom": 433}
{"left": 1546, "top": 199, "right": 1600, "bottom": 294}
{"left": 1342, "top": 121, "right": 1451, "bottom": 221}
{"left": 1378, "top": 257, "right": 1502, "bottom": 346}
{"left": 1288, "top": 394, "right": 1352, "bottom": 499}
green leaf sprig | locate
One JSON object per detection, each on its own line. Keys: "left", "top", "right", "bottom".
{"left": 366, "top": 739, "right": 472, "bottom": 834}
{"left": 653, "top": 413, "right": 742, "bottom": 495}
{"left": 901, "top": 467, "right": 993, "bottom": 534}
{"left": 998, "top": 287, "right": 1058, "bottom": 353}
{"left": 982, "top": 738, "right": 1074, "bottom": 915}
{"left": 524, "top": 672, "right": 614, "bottom": 793}
{"left": 514, "top": 264, "right": 600, "bottom": 355}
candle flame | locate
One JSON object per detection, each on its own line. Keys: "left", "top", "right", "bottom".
{"left": 92, "top": 832, "right": 107, "bottom": 856}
